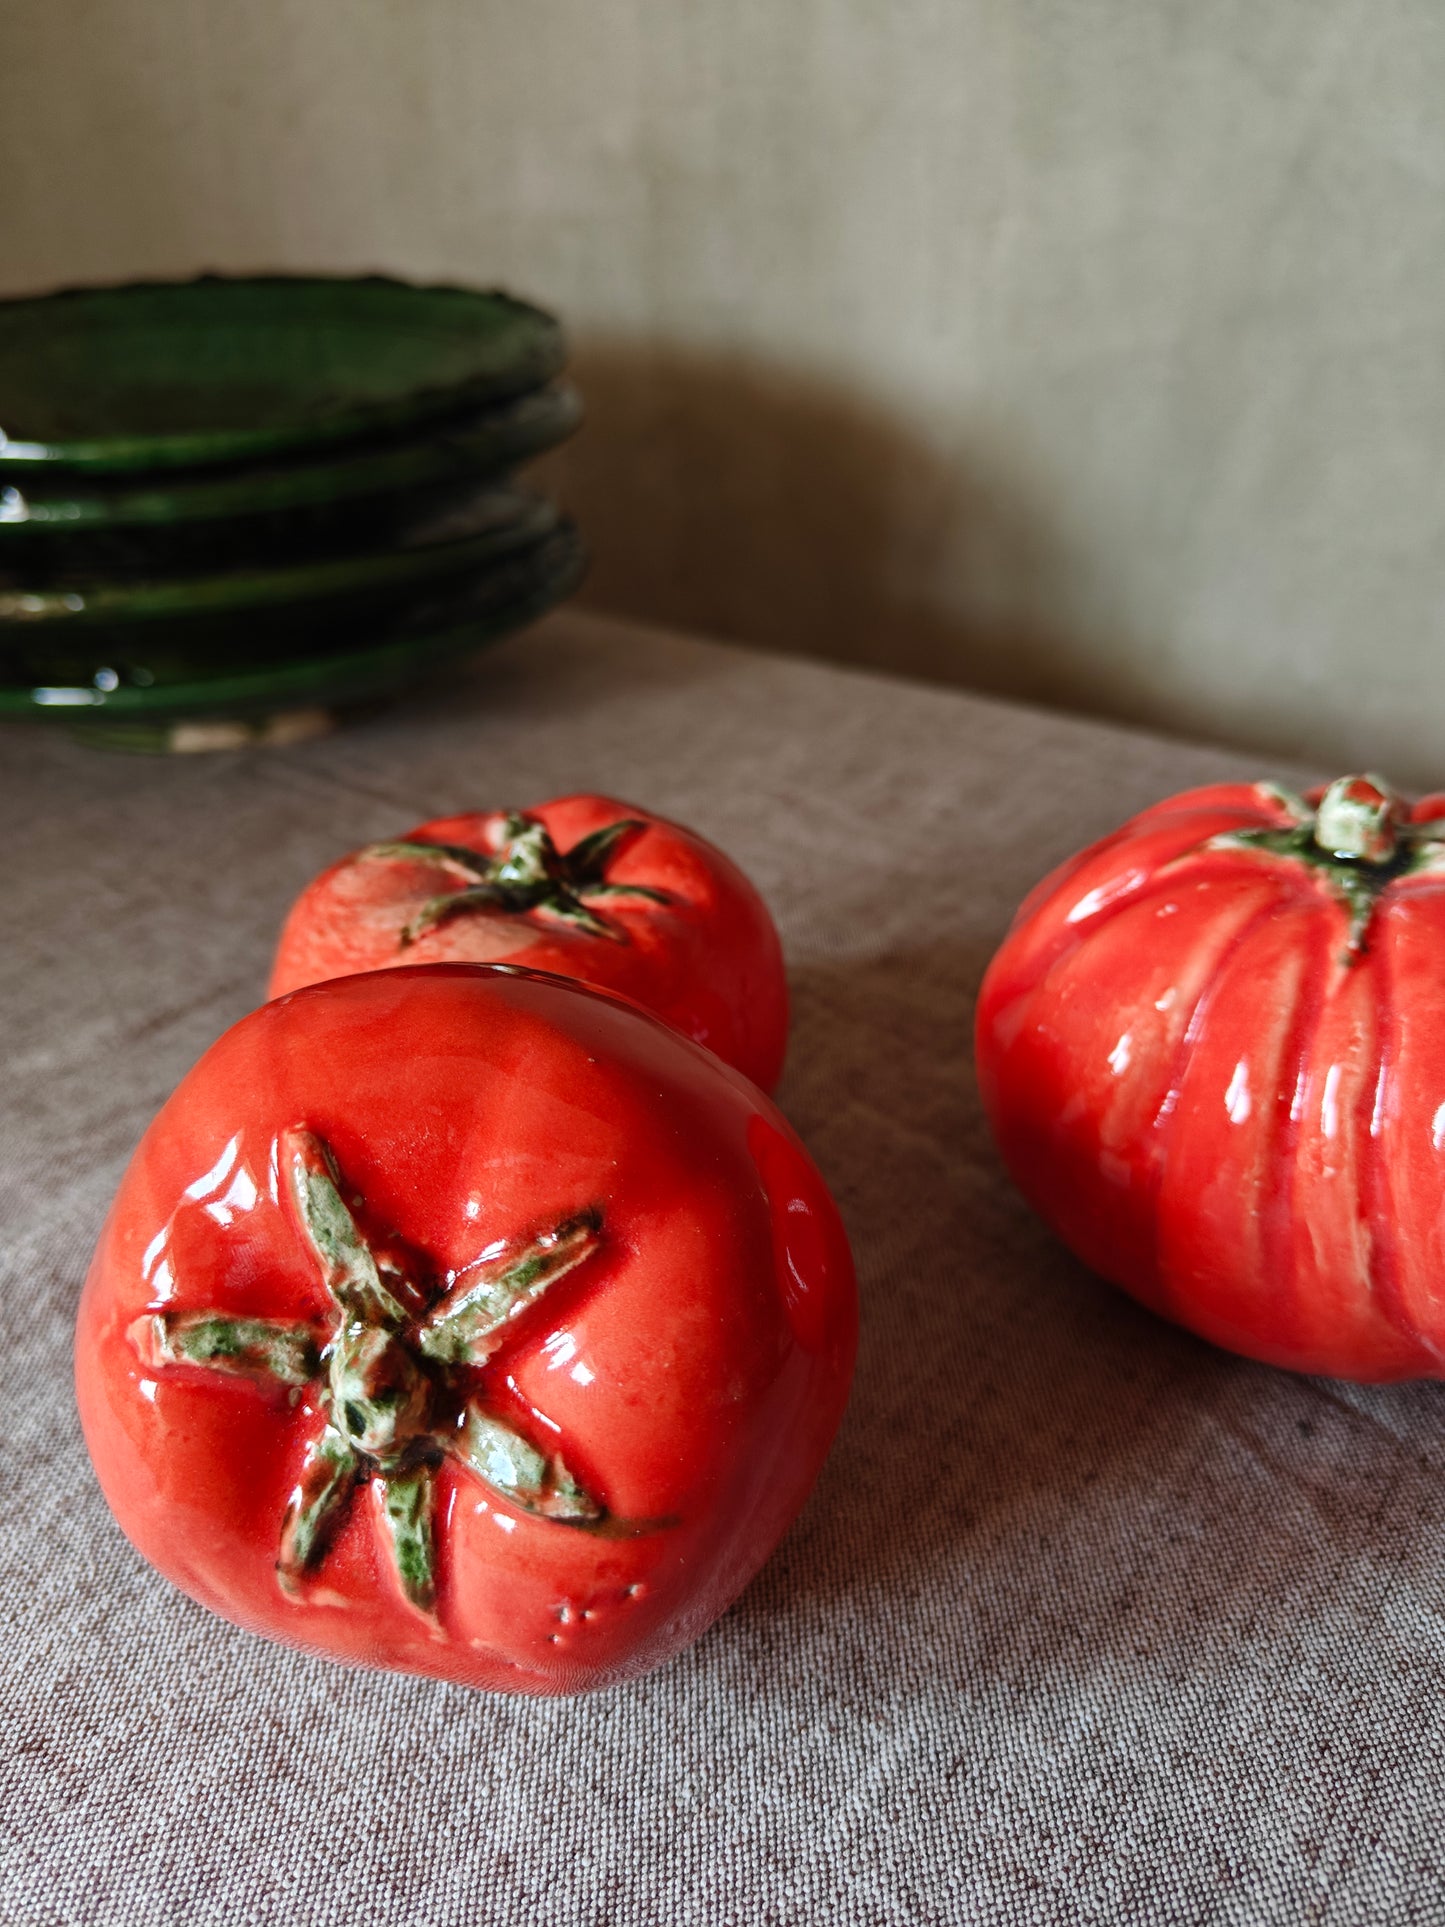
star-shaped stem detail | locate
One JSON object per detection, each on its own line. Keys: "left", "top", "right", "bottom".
{"left": 1205, "top": 774, "right": 1445, "bottom": 960}
{"left": 361, "top": 813, "right": 670, "bottom": 947}
{"left": 132, "top": 1128, "right": 609, "bottom": 1618}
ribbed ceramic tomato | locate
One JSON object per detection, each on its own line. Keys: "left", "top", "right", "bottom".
{"left": 269, "top": 794, "right": 788, "bottom": 1092}
{"left": 975, "top": 774, "right": 1445, "bottom": 1380}
{"left": 76, "top": 965, "right": 855, "bottom": 1694}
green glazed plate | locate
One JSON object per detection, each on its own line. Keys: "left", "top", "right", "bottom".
{"left": 0, "top": 524, "right": 584, "bottom": 744}
{"left": 0, "top": 484, "right": 558, "bottom": 681}
{"left": 0, "top": 277, "right": 565, "bottom": 473}
{"left": 0, "top": 385, "right": 580, "bottom": 576}
{"left": 0, "top": 487, "right": 559, "bottom": 685}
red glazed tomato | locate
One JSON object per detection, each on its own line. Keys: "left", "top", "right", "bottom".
{"left": 975, "top": 774, "right": 1445, "bottom": 1381}
{"left": 269, "top": 794, "right": 788, "bottom": 1092}
{"left": 76, "top": 964, "right": 855, "bottom": 1695}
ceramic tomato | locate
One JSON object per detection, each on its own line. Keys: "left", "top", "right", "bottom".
{"left": 976, "top": 773, "right": 1445, "bottom": 1381}
{"left": 76, "top": 964, "right": 855, "bottom": 1694}
{"left": 269, "top": 794, "right": 788, "bottom": 1092}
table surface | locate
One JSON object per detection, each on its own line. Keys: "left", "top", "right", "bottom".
{"left": 4, "top": 611, "right": 1443, "bottom": 1927}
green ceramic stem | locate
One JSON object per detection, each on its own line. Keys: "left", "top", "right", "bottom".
{"left": 380, "top": 1464, "right": 439, "bottom": 1613}
{"left": 135, "top": 1129, "right": 615, "bottom": 1618}
{"left": 363, "top": 812, "right": 670, "bottom": 947}
{"left": 455, "top": 1406, "right": 603, "bottom": 1524}
{"left": 285, "top": 1129, "right": 411, "bottom": 1329}
{"left": 278, "top": 1426, "right": 358, "bottom": 1594}
{"left": 140, "top": 1310, "right": 320, "bottom": 1384}
{"left": 1213, "top": 775, "right": 1445, "bottom": 956}
{"left": 418, "top": 1209, "right": 603, "bottom": 1366}
{"left": 1311, "top": 776, "right": 1400, "bottom": 865}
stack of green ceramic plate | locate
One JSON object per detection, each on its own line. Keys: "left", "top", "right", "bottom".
{"left": 0, "top": 276, "right": 585, "bottom": 749}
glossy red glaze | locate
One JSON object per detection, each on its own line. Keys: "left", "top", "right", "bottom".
{"left": 269, "top": 794, "right": 789, "bottom": 1092}
{"left": 76, "top": 965, "right": 856, "bottom": 1694}
{"left": 975, "top": 779, "right": 1445, "bottom": 1381}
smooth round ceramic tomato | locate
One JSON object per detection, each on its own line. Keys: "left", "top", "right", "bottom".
{"left": 975, "top": 773, "right": 1445, "bottom": 1381}
{"left": 76, "top": 964, "right": 855, "bottom": 1694}
{"left": 269, "top": 794, "right": 788, "bottom": 1092}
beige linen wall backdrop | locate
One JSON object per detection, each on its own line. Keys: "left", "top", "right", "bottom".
{"left": 4, "top": 0, "right": 1443, "bottom": 778}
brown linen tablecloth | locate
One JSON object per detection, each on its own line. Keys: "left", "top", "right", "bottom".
{"left": 3, "top": 611, "right": 1442, "bottom": 1927}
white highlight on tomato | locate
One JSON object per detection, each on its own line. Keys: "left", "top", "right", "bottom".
{"left": 185, "top": 1133, "right": 241, "bottom": 1202}
{"left": 1226, "top": 1060, "right": 1252, "bottom": 1125}
{"left": 1067, "top": 870, "right": 1144, "bottom": 924}
{"left": 1321, "top": 1062, "right": 1342, "bottom": 1140}
{"left": 206, "top": 1163, "right": 258, "bottom": 1227}
{"left": 542, "top": 1330, "right": 577, "bottom": 1371}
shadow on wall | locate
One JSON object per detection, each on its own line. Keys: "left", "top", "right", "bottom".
{"left": 538, "top": 339, "right": 1117, "bottom": 715}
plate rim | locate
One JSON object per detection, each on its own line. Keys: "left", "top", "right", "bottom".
{"left": 0, "top": 523, "right": 585, "bottom": 718}
{"left": 0, "top": 273, "right": 567, "bottom": 473}
{"left": 0, "top": 488, "right": 559, "bottom": 625}
{"left": 0, "top": 384, "right": 582, "bottom": 535}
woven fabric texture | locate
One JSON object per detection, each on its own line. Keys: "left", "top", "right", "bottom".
{"left": 3, "top": 612, "right": 1443, "bottom": 1926}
